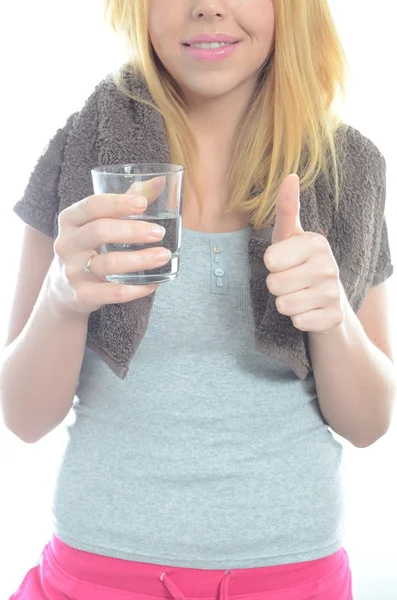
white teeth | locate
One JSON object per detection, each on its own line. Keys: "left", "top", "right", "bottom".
{"left": 190, "top": 42, "right": 231, "bottom": 49}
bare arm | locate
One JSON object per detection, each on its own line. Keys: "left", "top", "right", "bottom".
{"left": 308, "top": 282, "right": 397, "bottom": 448}
{"left": 1, "top": 191, "right": 169, "bottom": 444}
{"left": 0, "top": 226, "right": 88, "bottom": 443}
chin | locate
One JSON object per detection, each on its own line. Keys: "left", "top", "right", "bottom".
{"left": 179, "top": 74, "right": 247, "bottom": 101}
{"left": 189, "top": 87, "right": 236, "bottom": 100}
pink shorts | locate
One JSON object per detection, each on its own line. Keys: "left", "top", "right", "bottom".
{"left": 10, "top": 534, "right": 353, "bottom": 600}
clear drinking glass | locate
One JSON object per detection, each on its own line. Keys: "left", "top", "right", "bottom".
{"left": 91, "top": 163, "right": 184, "bottom": 285}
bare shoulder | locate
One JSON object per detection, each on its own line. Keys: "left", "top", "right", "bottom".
{"left": 4, "top": 226, "right": 54, "bottom": 346}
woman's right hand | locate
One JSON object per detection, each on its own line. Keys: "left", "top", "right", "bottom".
{"left": 48, "top": 192, "right": 171, "bottom": 316}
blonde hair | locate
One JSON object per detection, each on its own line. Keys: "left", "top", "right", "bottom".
{"left": 103, "top": 0, "right": 350, "bottom": 229}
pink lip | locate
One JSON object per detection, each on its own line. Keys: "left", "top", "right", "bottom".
{"left": 182, "top": 35, "right": 241, "bottom": 62}
{"left": 183, "top": 33, "right": 240, "bottom": 45}
{"left": 184, "top": 43, "right": 240, "bottom": 62}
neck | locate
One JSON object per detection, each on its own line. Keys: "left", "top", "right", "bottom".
{"left": 183, "top": 80, "right": 256, "bottom": 146}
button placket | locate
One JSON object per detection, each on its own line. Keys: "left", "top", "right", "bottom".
{"left": 213, "top": 245, "right": 222, "bottom": 264}
{"left": 209, "top": 239, "right": 228, "bottom": 294}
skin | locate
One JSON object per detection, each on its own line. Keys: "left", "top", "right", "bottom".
{"left": 149, "top": 0, "right": 275, "bottom": 104}
{"left": 149, "top": 0, "right": 397, "bottom": 447}
{"left": 2, "top": 1, "right": 395, "bottom": 446}
{"left": 149, "top": 0, "right": 275, "bottom": 231}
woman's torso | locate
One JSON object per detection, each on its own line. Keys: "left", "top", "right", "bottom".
{"left": 51, "top": 226, "right": 345, "bottom": 569}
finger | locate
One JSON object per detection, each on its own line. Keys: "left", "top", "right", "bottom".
{"left": 60, "top": 193, "right": 148, "bottom": 229}
{"left": 76, "top": 218, "right": 166, "bottom": 251}
{"left": 275, "top": 289, "right": 319, "bottom": 317}
{"left": 264, "top": 231, "right": 314, "bottom": 272}
{"left": 272, "top": 174, "right": 303, "bottom": 244}
{"left": 266, "top": 262, "right": 313, "bottom": 296}
{"left": 87, "top": 247, "right": 172, "bottom": 278}
{"left": 291, "top": 308, "right": 334, "bottom": 333}
{"left": 126, "top": 176, "right": 166, "bottom": 205}
{"left": 73, "top": 280, "right": 160, "bottom": 307}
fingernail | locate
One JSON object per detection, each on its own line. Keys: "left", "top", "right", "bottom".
{"left": 155, "top": 249, "right": 172, "bottom": 261}
{"left": 130, "top": 196, "right": 147, "bottom": 208}
{"left": 150, "top": 225, "right": 166, "bottom": 238}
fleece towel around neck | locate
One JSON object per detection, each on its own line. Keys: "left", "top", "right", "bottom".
{"left": 14, "top": 72, "right": 394, "bottom": 380}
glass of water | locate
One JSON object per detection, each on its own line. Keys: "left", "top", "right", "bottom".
{"left": 91, "top": 163, "right": 184, "bottom": 285}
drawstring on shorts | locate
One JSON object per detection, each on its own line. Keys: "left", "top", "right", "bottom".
{"left": 160, "top": 570, "right": 233, "bottom": 600}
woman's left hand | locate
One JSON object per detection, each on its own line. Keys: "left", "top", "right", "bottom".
{"left": 264, "top": 174, "right": 345, "bottom": 334}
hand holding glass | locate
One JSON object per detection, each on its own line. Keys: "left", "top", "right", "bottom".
{"left": 91, "top": 163, "right": 184, "bottom": 285}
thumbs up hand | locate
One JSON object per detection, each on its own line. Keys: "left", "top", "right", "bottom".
{"left": 263, "top": 174, "right": 345, "bottom": 334}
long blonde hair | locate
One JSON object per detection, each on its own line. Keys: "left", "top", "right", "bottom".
{"left": 103, "top": 0, "right": 350, "bottom": 229}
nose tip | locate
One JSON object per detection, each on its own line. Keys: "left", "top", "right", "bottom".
{"left": 193, "top": 3, "right": 225, "bottom": 19}
{"left": 195, "top": 12, "right": 223, "bottom": 19}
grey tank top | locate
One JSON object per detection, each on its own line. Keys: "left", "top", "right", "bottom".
{"left": 51, "top": 226, "right": 345, "bottom": 569}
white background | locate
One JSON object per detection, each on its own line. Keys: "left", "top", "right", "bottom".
{"left": 0, "top": 1, "right": 396, "bottom": 598}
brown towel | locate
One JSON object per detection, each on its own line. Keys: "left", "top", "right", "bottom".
{"left": 13, "top": 73, "right": 394, "bottom": 380}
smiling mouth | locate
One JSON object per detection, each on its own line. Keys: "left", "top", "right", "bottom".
{"left": 183, "top": 41, "right": 239, "bottom": 49}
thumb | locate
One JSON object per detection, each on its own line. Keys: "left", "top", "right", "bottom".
{"left": 126, "top": 175, "right": 167, "bottom": 206}
{"left": 272, "top": 174, "right": 304, "bottom": 244}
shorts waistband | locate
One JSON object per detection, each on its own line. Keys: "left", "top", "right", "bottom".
{"left": 48, "top": 534, "right": 345, "bottom": 598}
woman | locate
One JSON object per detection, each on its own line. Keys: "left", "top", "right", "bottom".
{"left": 2, "top": 1, "right": 396, "bottom": 599}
